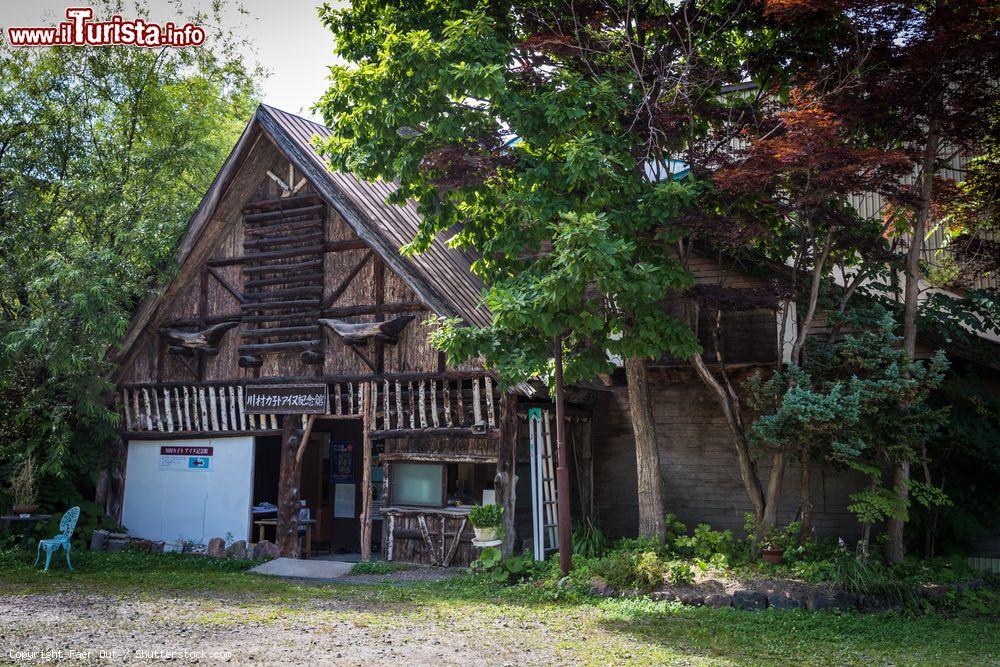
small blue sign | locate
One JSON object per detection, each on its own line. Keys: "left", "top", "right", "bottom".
{"left": 188, "top": 456, "right": 210, "bottom": 470}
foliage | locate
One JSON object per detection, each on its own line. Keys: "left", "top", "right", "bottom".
{"left": 468, "top": 503, "right": 504, "bottom": 528}
{"left": 592, "top": 549, "right": 667, "bottom": 593}
{"left": 0, "top": 1, "right": 261, "bottom": 509}
{"left": 571, "top": 517, "right": 609, "bottom": 559}
{"left": 10, "top": 455, "right": 37, "bottom": 508}
{"left": 470, "top": 546, "right": 533, "bottom": 584}
{"left": 673, "top": 521, "right": 740, "bottom": 561}
{"left": 349, "top": 561, "right": 407, "bottom": 575}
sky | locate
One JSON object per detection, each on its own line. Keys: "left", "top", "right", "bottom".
{"left": 0, "top": 1, "right": 346, "bottom": 119}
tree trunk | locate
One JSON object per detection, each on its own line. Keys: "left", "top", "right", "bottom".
{"left": 799, "top": 444, "right": 813, "bottom": 544}
{"left": 624, "top": 354, "right": 665, "bottom": 542}
{"left": 888, "top": 120, "right": 941, "bottom": 564}
{"left": 763, "top": 452, "right": 786, "bottom": 527}
{"left": 496, "top": 391, "right": 519, "bottom": 557}
{"left": 276, "top": 417, "right": 302, "bottom": 558}
{"left": 689, "top": 351, "right": 766, "bottom": 525}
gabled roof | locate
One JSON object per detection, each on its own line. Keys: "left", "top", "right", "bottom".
{"left": 257, "top": 105, "right": 489, "bottom": 328}
{"left": 113, "top": 106, "right": 489, "bottom": 374}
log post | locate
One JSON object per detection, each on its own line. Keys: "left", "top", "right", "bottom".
{"left": 360, "top": 382, "right": 374, "bottom": 561}
{"left": 276, "top": 416, "right": 303, "bottom": 558}
{"left": 496, "top": 391, "right": 519, "bottom": 557}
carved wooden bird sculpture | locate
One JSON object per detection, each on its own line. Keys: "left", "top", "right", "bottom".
{"left": 318, "top": 315, "right": 415, "bottom": 345}
{"left": 159, "top": 321, "right": 240, "bottom": 355}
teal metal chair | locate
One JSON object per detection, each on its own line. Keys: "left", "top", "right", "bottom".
{"left": 34, "top": 506, "right": 80, "bottom": 572}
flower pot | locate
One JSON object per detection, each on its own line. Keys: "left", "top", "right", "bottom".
{"left": 473, "top": 525, "right": 500, "bottom": 542}
{"left": 762, "top": 548, "right": 785, "bottom": 564}
{"left": 12, "top": 505, "right": 38, "bottom": 516}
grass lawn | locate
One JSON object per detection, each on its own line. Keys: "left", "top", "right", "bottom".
{"left": 1, "top": 549, "right": 998, "bottom": 665}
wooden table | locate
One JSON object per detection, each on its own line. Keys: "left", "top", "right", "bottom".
{"left": 1, "top": 514, "right": 53, "bottom": 549}
{"left": 253, "top": 518, "right": 315, "bottom": 557}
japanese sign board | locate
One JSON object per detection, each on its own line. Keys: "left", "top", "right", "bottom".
{"left": 330, "top": 441, "right": 355, "bottom": 483}
{"left": 244, "top": 383, "right": 328, "bottom": 414}
{"left": 159, "top": 445, "right": 213, "bottom": 471}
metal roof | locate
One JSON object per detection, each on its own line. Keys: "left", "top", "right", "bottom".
{"left": 258, "top": 105, "right": 490, "bottom": 327}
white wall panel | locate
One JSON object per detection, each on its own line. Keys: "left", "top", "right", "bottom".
{"left": 122, "top": 436, "right": 253, "bottom": 545}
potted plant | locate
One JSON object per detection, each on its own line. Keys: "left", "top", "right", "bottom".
{"left": 11, "top": 456, "right": 39, "bottom": 516}
{"left": 758, "top": 522, "right": 798, "bottom": 564}
{"left": 468, "top": 503, "right": 504, "bottom": 542}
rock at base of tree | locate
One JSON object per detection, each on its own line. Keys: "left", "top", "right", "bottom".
{"left": 207, "top": 537, "right": 226, "bottom": 558}
{"left": 227, "top": 539, "right": 248, "bottom": 560}
{"left": 831, "top": 591, "right": 859, "bottom": 611}
{"left": 253, "top": 540, "right": 280, "bottom": 560}
{"left": 767, "top": 592, "right": 802, "bottom": 610}
{"left": 733, "top": 590, "right": 768, "bottom": 611}
{"left": 859, "top": 594, "right": 894, "bottom": 613}
{"left": 589, "top": 578, "right": 617, "bottom": 598}
{"left": 704, "top": 594, "right": 732, "bottom": 608}
{"left": 678, "top": 593, "right": 705, "bottom": 606}
{"left": 90, "top": 529, "right": 109, "bottom": 552}
{"left": 807, "top": 591, "right": 832, "bottom": 611}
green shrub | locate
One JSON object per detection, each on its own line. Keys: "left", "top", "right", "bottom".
{"left": 572, "top": 518, "right": 609, "bottom": 558}
{"left": 470, "top": 546, "right": 533, "bottom": 584}
{"left": 665, "top": 560, "right": 695, "bottom": 586}
{"left": 593, "top": 550, "right": 666, "bottom": 592}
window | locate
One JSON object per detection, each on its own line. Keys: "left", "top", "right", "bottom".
{"left": 390, "top": 463, "right": 444, "bottom": 507}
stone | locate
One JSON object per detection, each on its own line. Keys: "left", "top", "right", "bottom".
{"left": 921, "top": 584, "right": 948, "bottom": 600}
{"left": 859, "top": 595, "right": 893, "bottom": 613}
{"left": 90, "top": 529, "right": 109, "bottom": 552}
{"left": 831, "top": 592, "right": 859, "bottom": 611}
{"left": 678, "top": 593, "right": 705, "bottom": 606}
{"left": 254, "top": 540, "right": 280, "bottom": 560}
{"left": 589, "top": 577, "right": 617, "bottom": 598}
{"left": 807, "top": 591, "right": 832, "bottom": 611}
{"left": 106, "top": 537, "right": 129, "bottom": 553}
{"left": 767, "top": 592, "right": 803, "bottom": 610}
{"left": 733, "top": 590, "right": 768, "bottom": 611}
{"left": 227, "top": 540, "right": 248, "bottom": 560}
{"left": 704, "top": 594, "right": 732, "bottom": 608}
{"left": 207, "top": 537, "right": 226, "bottom": 558}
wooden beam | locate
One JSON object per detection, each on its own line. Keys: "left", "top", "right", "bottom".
{"left": 243, "top": 231, "right": 323, "bottom": 249}
{"left": 240, "top": 298, "right": 321, "bottom": 311}
{"left": 360, "top": 383, "right": 374, "bottom": 561}
{"left": 240, "top": 324, "right": 321, "bottom": 338}
{"left": 243, "top": 203, "right": 323, "bottom": 223}
{"left": 243, "top": 193, "right": 321, "bottom": 212}
{"left": 206, "top": 266, "right": 245, "bottom": 304}
{"left": 244, "top": 272, "right": 324, "bottom": 289}
{"left": 244, "top": 218, "right": 322, "bottom": 237}
{"left": 322, "top": 250, "right": 373, "bottom": 308}
{"left": 237, "top": 339, "right": 320, "bottom": 353}
{"left": 241, "top": 258, "right": 322, "bottom": 275}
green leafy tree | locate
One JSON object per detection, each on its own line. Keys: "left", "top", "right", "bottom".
{"left": 315, "top": 1, "right": 765, "bottom": 540}
{"left": 0, "top": 1, "right": 260, "bottom": 513}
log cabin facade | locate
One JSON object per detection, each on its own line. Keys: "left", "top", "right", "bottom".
{"left": 110, "top": 105, "right": 522, "bottom": 565}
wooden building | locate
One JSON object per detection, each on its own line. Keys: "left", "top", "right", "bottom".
{"left": 110, "top": 105, "right": 524, "bottom": 566}
{"left": 111, "top": 106, "right": 994, "bottom": 566}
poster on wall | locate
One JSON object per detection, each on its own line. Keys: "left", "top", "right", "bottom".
{"left": 334, "top": 483, "right": 356, "bottom": 518}
{"left": 330, "top": 441, "right": 355, "bottom": 482}
{"left": 159, "top": 445, "right": 213, "bottom": 471}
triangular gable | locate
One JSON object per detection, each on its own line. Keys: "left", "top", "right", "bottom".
{"left": 112, "top": 106, "right": 489, "bottom": 378}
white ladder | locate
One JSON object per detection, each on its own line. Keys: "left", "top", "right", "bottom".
{"left": 528, "top": 407, "right": 558, "bottom": 561}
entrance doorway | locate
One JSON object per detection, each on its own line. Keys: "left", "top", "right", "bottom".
{"left": 251, "top": 418, "right": 381, "bottom": 557}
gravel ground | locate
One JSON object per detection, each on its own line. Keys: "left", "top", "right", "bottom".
{"left": 0, "top": 591, "right": 574, "bottom": 666}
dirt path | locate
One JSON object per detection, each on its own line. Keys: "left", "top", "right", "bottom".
{"left": 0, "top": 591, "right": 588, "bottom": 666}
